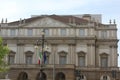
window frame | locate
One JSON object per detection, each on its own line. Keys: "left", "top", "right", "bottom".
{"left": 8, "top": 55, "right": 15, "bottom": 64}
{"left": 10, "top": 29, "right": 16, "bottom": 36}
{"left": 26, "top": 55, "right": 33, "bottom": 64}
{"left": 79, "top": 29, "right": 85, "bottom": 36}
{"left": 101, "top": 30, "right": 107, "bottom": 38}
{"left": 100, "top": 53, "right": 108, "bottom": 67}
{"left": 44, "top": 29, "right": 49, "bottom": 36}
{"left": 61, "top": 29, "right": 66, "bottom": 36}
{"left": 27, "top": 29, "right": 33, "bottom": 36}
{"left": 25, "top": 51, "right": 33, "bottom": 64}
{"left": 59, "top": 51, "right": 67, "bottom": 64}
{"left": 59, "top": 55, "right": 67, "bottom": 64}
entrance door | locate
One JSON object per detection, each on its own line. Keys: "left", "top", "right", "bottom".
{"left": 55, "top": 72, "right": 65, "bottom": 80}
{"left": 36, "top": 71, "right": 46, "bottom": 80}
{"left": 17, "top": 72, "right": 28, "bottom": 80}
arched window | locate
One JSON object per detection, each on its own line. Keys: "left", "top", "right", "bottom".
{"left": 25, "top": 51, "right": 33, "bottom": 64}
{"left": 78, "top": 51, "right": 86, "bottom": 67}
{"left": 8, "top": 51, "right": 16, "bottom": 65}
{"left": 100, "top": 53, "right": 108, "bottom": 67}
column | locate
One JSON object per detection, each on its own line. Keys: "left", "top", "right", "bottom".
{"left": 114, "top": 45, "right": 118, "bottom": 67}
{"left": 87, "top": 44, "right": 95, "bottom": 67}
{"left": 110, "top": 46, "right": 113, "bottom": 67}
{"left": 95, "top": 45, "right": 99, "bottom": 67}
{"left": 87, "top": 44, "right": 91, "bottom": 66}
{"left": 91, "top": 44, "right": 95, "bottom": 67}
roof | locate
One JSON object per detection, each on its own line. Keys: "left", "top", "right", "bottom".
{"left": 8, "top": 15, "right": 89, "bottom": 26}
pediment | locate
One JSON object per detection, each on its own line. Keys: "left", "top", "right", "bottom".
{"left": 25, "top": 17, "right": 70, "bottom": 27}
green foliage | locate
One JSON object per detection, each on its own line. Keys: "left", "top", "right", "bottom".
{"left": 0, "top": 37, "right": 10, "bottom": 72}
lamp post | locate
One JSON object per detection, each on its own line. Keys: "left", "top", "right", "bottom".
{"left": 35, "top": 29, "right": 46, "bottom": 80}
{"left": 112, "top": 70, "right": 116, "bottom": 80}
{"left": 40, "top": 29, "right": 45, "bottom": 80}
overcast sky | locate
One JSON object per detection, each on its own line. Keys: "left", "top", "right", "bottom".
{"left": 0, "top": 0, "right": 120, "bottom": 66}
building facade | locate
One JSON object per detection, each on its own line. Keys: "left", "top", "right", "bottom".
{"left": 0, "top": 14, "right": 119, "bottom": 80}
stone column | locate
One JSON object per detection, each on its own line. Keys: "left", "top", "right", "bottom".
{"left": 16, "top": 40, "right": 24, "bottom": 64}
{"left": 95, "top": 45, "right": 99, "bottom": 67}
{"left": 71, "top": 44, "right": 76, "bottom": 65}
{"left": 87, "top": 44, "right": 95, "bottom": 67}
{"left": 87, "top": 44, "right": 90, "bottom": 66}
{"left": 91, "top": 44, "right": 95, "bottom": 67}
{"left": 114, "top": 45, "right": 118, "bottom": 67}
{"left": 51, "top": 44, "right": 57, "bottom": 64}
{"left": 110, "top": 46, "right": 113, "bottom": 67}
{"left": 68, "top": 44, "right": 71, "bottom": 64}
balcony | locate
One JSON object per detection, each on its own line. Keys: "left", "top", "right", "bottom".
{"left": 9, "top": 64, "right": 75, "bottom": 69}
{"left": 76, "top": 66, "right": 119, "bottom": 71}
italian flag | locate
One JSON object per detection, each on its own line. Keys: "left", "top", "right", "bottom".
{"left": 38, "top": 52, "right": 43, "bottom": 64}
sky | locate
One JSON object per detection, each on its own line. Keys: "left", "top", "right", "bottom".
{"left": 0, "top": 0, "right": 120, "bottom": 66}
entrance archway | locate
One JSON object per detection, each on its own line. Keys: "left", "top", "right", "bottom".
{"left": 100, "top": 75, "right": 110, "bottom": 80}
{"left": 55, "top": 72, "right": 65, "bottom": 80}
{"left": 36, "top": 71, "right": 47, "bottom": 80}
{"left": 17, "top": 72, "right": 28, "bottom": 80}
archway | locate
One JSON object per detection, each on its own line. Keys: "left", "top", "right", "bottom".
{"left": 17, "top": 72, "right": 28, "bottom": 80}
{"left": 55, "top": 72, "right": 65, "bottom": 80}
{"left": 36, "top": 71, "right": 47, "bottom": 80}
{"left": 100, "top": 75, "right": 110, "bottom": 80}
{"left": 76, "top": 74, "right": 87, "bottom": 80}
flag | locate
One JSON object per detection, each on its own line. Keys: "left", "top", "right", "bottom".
{"left": 38, "top": 52, "right": 42, "bottom": 64}
{"left": 43, "top": 52, "right": 47, "bottom": 64}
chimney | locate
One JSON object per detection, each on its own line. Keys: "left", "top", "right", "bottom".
{"left": 82, "top": 14, "right": 91, "bottom": 21}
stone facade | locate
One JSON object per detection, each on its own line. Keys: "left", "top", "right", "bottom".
{"left": 0, "top": 14, "right": 119, "bottom": 80}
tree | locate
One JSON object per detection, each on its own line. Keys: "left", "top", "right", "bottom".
{"left": 0, "top": 37, "right": 10, "bottom": 72}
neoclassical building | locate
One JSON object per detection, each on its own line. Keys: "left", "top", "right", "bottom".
{"left": 0, "top": 14, "right": 119, "bottom": 80}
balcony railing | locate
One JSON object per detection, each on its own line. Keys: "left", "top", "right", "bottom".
{"left": 9, "top": 64, "right": 120, "bottom": 71}
{"left": 76, "top": 66, "right": 119, "bottom": 71}
{"left": 9, "top": 64, "right": 75, "bottom": 69}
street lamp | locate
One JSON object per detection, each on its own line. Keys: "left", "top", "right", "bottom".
{"left": 35, "top": 29, "right": 47, "bottom": 80}
{"left": 112, "top": 70, "right": 116, "bottom": 80}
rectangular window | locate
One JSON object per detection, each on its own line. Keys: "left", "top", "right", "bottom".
{"left": 59, "top": 56, "right": 66, "bottom": 64}
{"left": 101, "top": 31, "right": 107, "bottom": 38}
{"left": 78, "top": 56, "right": 85, "bottom": 67}
{"left": 101, "top": 57, "right": 108, "bottom": 67}
{"left": 45, "top": 29, "right": 49, "bottom": 36}
{"left": 26, "top": 56, "right": 32, "bottom": 64}
{"left": 8, "top": 56, "right": 15, "bottom": 64}
{"left": 27, "top": 29, "right": 33, "bottom": 36}
{"left": 10, "top": 29, "right": 16, "bottom": 36}
{"left": 79, "top": 29, "right": 85, "bottom": 36}
{"left": 61, "top": 29, "right": 66, "bottom": 36}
